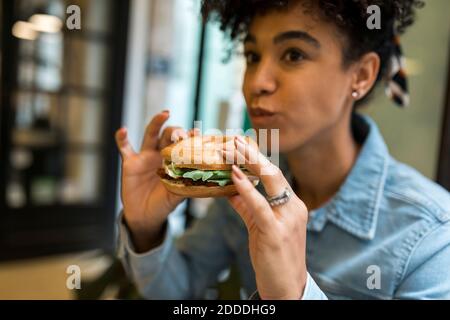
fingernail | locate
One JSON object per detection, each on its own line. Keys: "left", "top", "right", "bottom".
{"left": 217, "top": 150, "right": 227, "bottom": 161}
{"left": 162, "top": 109, "right": 170, "bottom": 114}
{"left": 234, "top": 138, "right": 245, "bottom": 152}
{"left": 236, "top": 136, "right": 247, "bottom": 145}
{"left": 222, "top": 142, "right": 232, "bottom": 150}
{"left": 219, "top": 149, "right": 230, "bottom": 159}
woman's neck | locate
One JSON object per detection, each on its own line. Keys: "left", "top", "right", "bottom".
{"left": 285, "top": 116, "right": 361, "bottom": 211}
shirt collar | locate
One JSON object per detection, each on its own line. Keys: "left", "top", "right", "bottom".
{"left": 279, "top": 113, "right": 390, "bottom": 240}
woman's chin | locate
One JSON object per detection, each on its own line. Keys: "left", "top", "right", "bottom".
{"left": 254, "top": 140, "right": 300, "bottom": 155}
{"left": 253, "top": 130, "right": 302, "bottom": 153}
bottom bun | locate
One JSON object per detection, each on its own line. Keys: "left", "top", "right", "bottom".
{"left": 160, "top": 178, "right": 259, "bottom": 198}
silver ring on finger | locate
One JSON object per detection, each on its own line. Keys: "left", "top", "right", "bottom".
{"left": 266, "top": 188, "right": 292, "bottom": 207}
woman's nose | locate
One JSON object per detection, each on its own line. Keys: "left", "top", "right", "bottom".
{"left": 249, "top": 60, "right": 277, "bottom": 96}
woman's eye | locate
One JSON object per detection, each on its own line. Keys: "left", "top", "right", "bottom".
{"left": 244, "top": 51, "right": 259, "bottom": 64}
{"left": 282, "top": 49, "right": 305, "bottom": 63}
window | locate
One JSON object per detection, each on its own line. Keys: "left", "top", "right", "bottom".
{"left": 0, "top": 0, "right": 130, "bottom": 260}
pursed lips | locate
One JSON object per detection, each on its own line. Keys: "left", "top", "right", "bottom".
{"left": 248, "top": 107, "right": 279, "bottom": 124}
{"left": 248, "top": 107, "right": 276, "bottom": 117}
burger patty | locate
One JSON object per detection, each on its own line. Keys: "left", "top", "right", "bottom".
{"left": 157, "top": 168, "right": 233, "bottom": 187}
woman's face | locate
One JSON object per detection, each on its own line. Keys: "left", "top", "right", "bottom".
{"left": 242, "top": 3, "right": 356, "bottom": 153}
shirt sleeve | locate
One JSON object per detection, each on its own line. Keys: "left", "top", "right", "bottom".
{"left": 248, "top": 272, "right": 328, "bottom": 300}
{"left": 394, "top": 220, "right": 450, "bottom": 299}
{"left": 116, "top": 199, "right": 234, "bottom": 299}
{"left": 301, "top": 272, "right": 328, "bottom": 300}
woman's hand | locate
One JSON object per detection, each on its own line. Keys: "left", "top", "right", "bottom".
{"left": 222, "top": 136, "right": 309, "bottom": 300}
{"left": 115, "top": 110, "right": 198, "bottom": 250}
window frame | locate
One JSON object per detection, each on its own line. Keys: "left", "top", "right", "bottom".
{"left": 437, "top": 43, "right": 450, "bottom": 191}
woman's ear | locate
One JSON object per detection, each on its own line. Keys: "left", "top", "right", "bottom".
{"left": 351, "top": 52, "right": 380, "bottom": 99}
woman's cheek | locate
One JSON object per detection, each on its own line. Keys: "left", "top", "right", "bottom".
{"left": 277, "top": 99, "right": 328, "bottom": 152}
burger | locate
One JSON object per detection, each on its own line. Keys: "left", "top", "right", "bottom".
{"left": 157, "top": 135, "right": 260, "bottom": 197}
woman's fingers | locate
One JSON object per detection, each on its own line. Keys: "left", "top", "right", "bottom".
{"left": 172, "top": 129, "right": 189, "bottom": 141}
{"left": 188, "top": 128, "right": 201, "bottom": 137}
{"left": 123, "top": 108, "right": 200, "bottom": 155}
{"left": 230, "top": 165, "right": 274, "bottom": 229}
{"left": 220, "top": 142, "right": 246, "bottom": 165}
{"left": 140, "top": 110, "right": 170, "bottom": 152}
{"left": 158, "top": 127, "right": 201, "bottom": 150}
{"left": 115, "top": 127, "right": 136, "bottom": 159}
{"left": 232, "top": 136, "right": 291, "bottom": 198}
{"left": 227, "top": 195, "right": 252, "bottom": 227}
{"left": 158, "top": 126, "right": 187, "bottom": 150}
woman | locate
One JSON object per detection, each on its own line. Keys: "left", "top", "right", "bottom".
{"left": 115, "top": 0, "right": 450, "bottom": 299}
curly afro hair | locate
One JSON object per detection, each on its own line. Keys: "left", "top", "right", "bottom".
{"left": 201, "top": 0, "right": 425, "bottom": 107}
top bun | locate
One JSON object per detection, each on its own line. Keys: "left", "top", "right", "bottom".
{"left": 160, "top": 135, "right": 258, "bottom": 170}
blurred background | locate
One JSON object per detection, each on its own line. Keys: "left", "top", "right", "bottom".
{"left": 0, "top": 0, "right": 449, "bottom": 299}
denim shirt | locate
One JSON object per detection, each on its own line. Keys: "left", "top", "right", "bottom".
{"left": 116, "top": 113, "right": 450, "bottom": 300}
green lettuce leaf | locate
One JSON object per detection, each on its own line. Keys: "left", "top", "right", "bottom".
{"left": 182, "top": 170, "right": 205, "bottom": 181}
{"left": 181, "top": 169, "right": 233, "bottom": 184}
{"left": 207, "top": 179, "right": 231, "bottom": 187}
{"left": 171, "top": 163, "right": 187, "bottom": 176}
{"left": 168, "top": 163, "right": 244, "bottom": 186}
{"left": 201, "top": 171, "right": 215, "bottom": 181}
{"left": 210, "top": 170, "right": 232, "bottom": 179}
{"left": 165, "top": 163, "right": 187, "bottom": 178}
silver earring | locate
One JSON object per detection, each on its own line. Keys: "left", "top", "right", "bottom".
{"left": 352, "top": 91, "right": 359, "bottom": 99}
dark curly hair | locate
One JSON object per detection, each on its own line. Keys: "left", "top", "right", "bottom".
{"left": 201, "top": 0, "right": 425, "bottom": 107}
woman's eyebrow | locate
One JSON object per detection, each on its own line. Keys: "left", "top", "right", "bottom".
{"left": 274, "top": 30, "right": 321, "bottom": 48}
{"left": 244, "top": 30, "right": 321, "bottom": 49}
